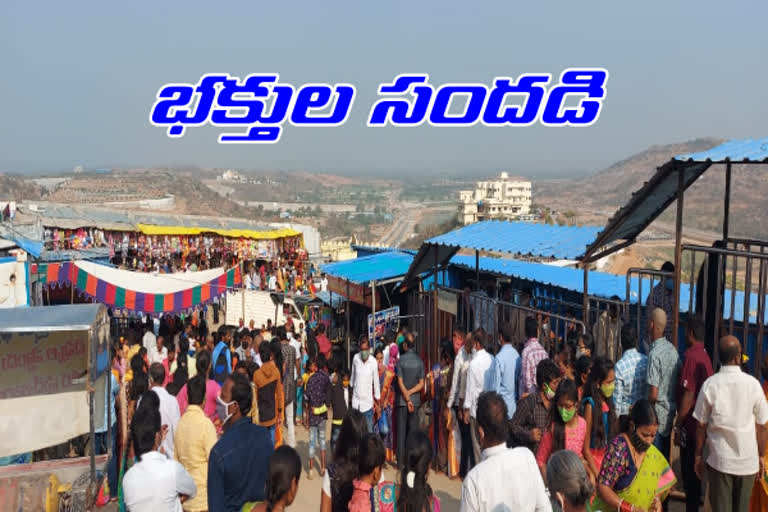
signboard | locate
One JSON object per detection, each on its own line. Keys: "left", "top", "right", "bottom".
{"left": 368, "top": 306, "right": 400, "bottom": 343}
{"left": 437, "top": 289, "right": 457, "bottom": 316}
{"left": 0, "top": 258, "right": 28, "bottom": 308}
{"left": 326, "top": 275, "right": 381, "bottom": 308}
{"left": 0, "top": 330, "right": 89, "bottom": 400}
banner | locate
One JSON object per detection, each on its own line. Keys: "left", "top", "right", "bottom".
{"left": 0, "top": 258, "right": 28, "bottom": 308}
{"left": 0, "top": 330, "right": 89, "bottom": 400}
{"left": 326, "top": 275, "right": 380, "bottom": 308}
{"left": 368, "top": 306, "right": 400, "bottom": 343}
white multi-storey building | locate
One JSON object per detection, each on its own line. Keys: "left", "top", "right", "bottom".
{"left": 458, "top": 172, "right": 531, "bottom": 225}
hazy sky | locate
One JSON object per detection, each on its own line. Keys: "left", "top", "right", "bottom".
{"left": 1, "top": 1, "right": 766, "bottom": 177}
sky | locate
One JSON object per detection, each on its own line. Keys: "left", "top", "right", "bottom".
{"left": 1, "top": 1, "right": 767, "bottom": 178}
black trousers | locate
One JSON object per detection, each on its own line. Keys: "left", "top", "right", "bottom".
{"left": 397, "top": 405, "right": 421, "bottom": 468}
{"left": 680, "top": 437, "right": 702, "bottom": 512}
{"left": 457, "top": 407, "right": 475, "bottom": 477}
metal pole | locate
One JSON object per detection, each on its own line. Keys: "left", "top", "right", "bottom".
{"left": 371, "top": 280, "right": 376, "bottom": 347}
{"left": 723, "top": 162, "right": 732, "bottom": 241}
{"left": 433, "top": 248, "right": 439, "bottom": 367}
{"left": 672, "top": 165, "right": 685, "bottom": 348}
{"left": 346, "top": 280, "right": 351, "bottom": 368}
{"left": 582, "top": 264, "right": 589, "bottom": 327}
{"left": 475, "top": 250, "right": 480, "bottom": 292}
{"left": 89, "top": 330, "right": 96, "bottom": 495}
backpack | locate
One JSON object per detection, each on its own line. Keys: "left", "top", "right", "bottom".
{"left": 211, "top": 341, "right": 232, "bottom": 385}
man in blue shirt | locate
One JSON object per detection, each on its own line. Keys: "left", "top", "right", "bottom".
{"left": 491, "top": 326, "right": 521, "bottom": 419}
{"left": 208, "top": 373, "right": 274, "bottom": 511}
{"left": 95, "top": 370, "right": 119, "bottom": 501}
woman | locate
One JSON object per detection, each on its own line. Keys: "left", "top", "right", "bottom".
{"left": 575, "top": 355, "right": 592, "bottom": 400}
{"left": 536, "top": 379, "right": 598, "bottom": 485}
{"left": 429, "top": 339, "right": 458, "bottom": 479}
{"left": 176, "top": 350, "right": 222, "bottom": 431}
{"left": 547, "top": 450, "right": 595, "bottom": 512}
{"left": 582, "top": 356, "right": 617, "bottom": 472}
{"left": 398, "top": 430, "right": 441, "bottom": 512}
{"left": 321, "top": 409, "right": 368, "bottom": 512}
{"left": 594, "top": 400, "right": 675, "bottom": 512}
{"left": 749, "top": 356, "right": 768, "bottom": 511}
{"left": 556, "top": 340, "right": 577, "bottom": 381}
{"left": 244, "top": 445, "right": 302, "bottom": 512}
{"left": 576, "top": 333, "right": 595, "bottom": 359}
{"left": 374, "top": 347, "right": 396, "bottom": 463}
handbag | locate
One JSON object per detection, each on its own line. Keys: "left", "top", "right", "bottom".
{"left": 378, "top": 408, "right": 390, "bottom": 436}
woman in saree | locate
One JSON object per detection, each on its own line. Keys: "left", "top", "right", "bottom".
{"left": 594, "top": 399, "right": 675, "bottom": 512}
{"left": 374, "top": 347, "right": 396, "bottom": 463}
{"left": 749, "top": 356, "right": 768, "bottom": 511}
{"left": 428, "top": 339, "right": 458, "bottom": 478}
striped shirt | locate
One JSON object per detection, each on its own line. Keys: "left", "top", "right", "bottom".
{"left": 519, "top": 338, "right": 548, "bottom": 397}
{"left": 614, "top": 348, "right": 648, "bottom": 417}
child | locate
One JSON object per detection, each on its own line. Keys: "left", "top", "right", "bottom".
{"left": 302, "top": 357, "right": 316, "bottom": 428}
{"left": 244, "top": 445, "right": 302, "bottom": 512}
{"left": 398, "top": 431, "right": 441, "bottom": 512}
{"left": 582, "top": 356, "right": 617, "bottom": 473}
{"left": 305, "top": 355, "right": 330, "bottom": 479}
{"left": 349, "top": 434, "right": 396, "bottom": 512}
{"left": 536, "top": 378, "right": 598, "bottom": 485}
{"left": 329, "top": 369, "right": 351, "bottom": 454}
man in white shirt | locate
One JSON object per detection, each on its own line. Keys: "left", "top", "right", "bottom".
{"left": 287, "top": 330, "right": 302, "bottom": 380}
{"left": 143, "top": 323, "right": 157, "bottom": 353}
{"left": 123, "top": 403, "right": 196, "bottom": 512}
{"left": 149, "top": 336, "right": 169, "bottom": 366}
{"left": 320, "top": 275, "right": 328, "bottom": 292}
{"left": 150, "top": 363, "right": 181, "bottom": 459}
{"left": 448, "top": 328, "right": 474, "bottom": 476}
{"left": 464, "top": 331, "right": 494, "bottom": 466}
{"left": 460, "top": 391, "right": 551, "bottom": 512}
{"left": 693, "top": 335, "right": 768, "bottom": 512}
{"left": 350, "top": 336, "right": 381, "bottom": 433}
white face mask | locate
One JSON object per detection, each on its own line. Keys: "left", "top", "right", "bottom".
{"left": 216, "top": 395, "right": 235, "bottom": 425}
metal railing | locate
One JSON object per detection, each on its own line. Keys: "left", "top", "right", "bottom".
{"left": 625, "top": 268, "right": 675, "bottom": 348}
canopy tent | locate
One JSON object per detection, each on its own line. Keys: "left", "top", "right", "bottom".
{"left": 402, "top": 220, "right": 603, "bottom": 286}
{"left": 33, "top": 261, "right": 241, "bottom": 314}
{"left": 136, "top": 223, "right": 301, "bottom": 240}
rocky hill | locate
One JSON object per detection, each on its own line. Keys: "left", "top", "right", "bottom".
{"left": 536, "top": 137, "right": 768, "bottom": 240}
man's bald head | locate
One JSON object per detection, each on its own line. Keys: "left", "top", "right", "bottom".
{"left": 718, "top": 335, "right": 742, "bottom": 366}
{"left": 649, "top": 307, "right": 667, "bottom": 341}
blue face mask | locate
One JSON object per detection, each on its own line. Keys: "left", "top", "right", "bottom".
{"left": 665, "top": 278, "right": 674, "bottom": 291}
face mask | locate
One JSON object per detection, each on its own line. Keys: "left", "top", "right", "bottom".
{"left": 544, "top": 383, "right": 556, "bottom": 400}
{"left": 542, "top": 323, "right": 549, "bottom": 332}
{"left": 630, "top": 429, "right": 651, "bottom": 453}
{"left": 601, "top": 382, "right": 615, "bottom": 398}
{"left": 558, "top": 406, "right": 576, "bottom": 423}
{"left": 361, "top": 350, "right": 370, "bottom": 361}
{"left": 576, "top": 349, "right": 587, "bottom": 359}
{"left": 665, "top": 278, "right": 674, "bottom": 291}
{"left": 216, "top": 395, "right": 235, "bottom": 425}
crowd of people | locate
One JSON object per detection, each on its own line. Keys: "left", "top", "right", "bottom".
{"left": 95, "top": 282, "right": 768, "bottom": 512}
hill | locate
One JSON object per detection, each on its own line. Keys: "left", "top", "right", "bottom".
{"left": 535, "top": 137, "right": 768, "bottom": 240}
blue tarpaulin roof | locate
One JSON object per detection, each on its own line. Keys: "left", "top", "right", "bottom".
{"left": 427, "top": 221, "right": 601, "bottom": 260}
{"left": 584, "top": 137, "right": 768, "bottom": 261}
{"left": 320, "top": 252, "right": 415, "bottom": 284}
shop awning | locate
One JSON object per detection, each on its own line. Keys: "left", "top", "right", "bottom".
{"left": 320, "top": 252, "right": 414, "bottom": 285}
{"left": 136, "top": 224, "right": 301, "bottom": 240}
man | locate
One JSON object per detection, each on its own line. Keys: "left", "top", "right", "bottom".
{"left": 279, "top": 334, "right": 298, "bottom": 448}
{"left": 646, "top": 307, "right": 681, "bottom": 466}
{"left": 174, "top": 375, "right": 217, "bottom": 512}
{"left": 460, "top": 392, "right": 551, "bottom": 512}
{"left": 237, "top": 318, "right": 248, "bottom": 337}
{"left": 208, "top": 373, "right": 274, "bottom": 510}
{"left": 315, "top": 323, "right": 332, "bottom": 360}
{"left": 95, "top": 366, "right": 119, "bottom": 502}
{"left": 673, "top": 316, "right": 713, "bottom": 512}
{"left": 694, "top": 335, "right": 768, "bottom": 512}
{"left": 149, "top": 336, "right": 169, "bottom": 366}
{"left": 143, "top": 321, "right": 157, "bottom": 353}
{"left": 252, "top": 341, "right": 284, "bottom": 445}
{"left": 448, "top": 327, "right": 474, "bottom": 477}
{"left": 593, "top": 297, "right": 622, "bottom": 361}
{"left": 123, "top": 405, "right": 196, "bottom": 511}
{"left": 235, "top": 335, "right": 249, "bottom": 363}
{"left": 150, "top": 363, "right": 181, "bottom": 459}
{"left": 396, "top": 334, "right": 425, "bottom": 467}
{"left": 320, "top": 273, "right": 328, "bottom": 292}
{"left": 464, "top": 329, "right": 494, "bottom": 466}
{"left": 509, "top": 358, "right": 561, "bottom": 453}
{"left": 490, "top": 326, "right": 521, "bottom": 419}
{"left": 350, "top": 336, "right": 381, "bottom": 432}
{"left": 613, "top": 325, "right": 648, "bottom": 422}
{"left": 519, "top": 317, "right": 548, "bottom": 398}
{"left": 642, "top": 261, "right": 676, "bottom": 351}
{"left": 305, "top": 354, "right": 331, "bottom": 479}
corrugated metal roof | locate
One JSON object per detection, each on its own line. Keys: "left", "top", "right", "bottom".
{"left": 427, "top": 221, "right": 601, "bottom": 260}
{"left": 320, "top": 251, "right": 415, "bottom": 284}
{"left": 675, "top": 137, "right": 768, "bottom": 163}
